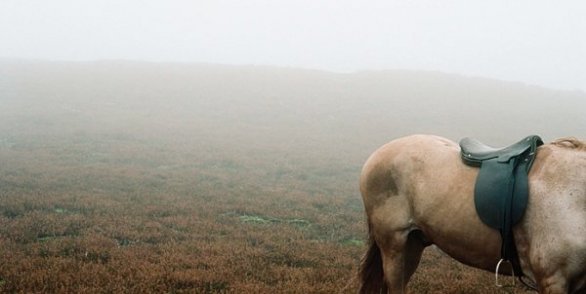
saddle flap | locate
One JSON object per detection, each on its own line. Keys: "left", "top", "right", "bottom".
{"left": 474, "top": 158, "right": 529, "bottom": 229}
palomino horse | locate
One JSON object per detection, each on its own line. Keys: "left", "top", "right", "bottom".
{"left": 358, "top": 135, "right": 586, "bottom": 293}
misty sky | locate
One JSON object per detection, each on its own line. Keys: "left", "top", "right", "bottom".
{"left": 1, "top": 0, "right": 585, "bottom": 91}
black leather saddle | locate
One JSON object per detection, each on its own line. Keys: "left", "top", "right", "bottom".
{"left": 460, "top": 136, "right": 543, "bottom": 167}
{"left": 459, "top": 135, "right": 543, "bottom": 275}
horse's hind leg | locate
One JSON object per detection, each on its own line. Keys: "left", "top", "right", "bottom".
{"left": 378, "top": 230, "right": 426, "bottom": 293}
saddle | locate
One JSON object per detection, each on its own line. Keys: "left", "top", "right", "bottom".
{"left": 459, "top": 135, "right": 543, "bottom": 276}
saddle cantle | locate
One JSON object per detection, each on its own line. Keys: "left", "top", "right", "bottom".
{"left": 459, "top": 135, "right": 543, "bottom": 276}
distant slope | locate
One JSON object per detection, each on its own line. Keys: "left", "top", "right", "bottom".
{"left": 1, "top": 60, "right": 585, "bottom": 165}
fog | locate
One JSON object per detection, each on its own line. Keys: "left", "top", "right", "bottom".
{"left": 2, "top": 60, "right": 585, "bottom": 149}
{"left": 1, "top": 0, "right": 585, "bottom": 91}
{"left": 1, "top": 1, "right": 585, "bottom": 168}
{"left": 1, "top": 3, "right": 586, "bottom": 291}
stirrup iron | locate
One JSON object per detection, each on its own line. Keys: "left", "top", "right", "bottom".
{"left": 495, "top": 259, "right": 515, "bottom": 288}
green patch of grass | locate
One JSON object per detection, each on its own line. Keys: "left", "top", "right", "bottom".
{"left": 240, "top": 214, "right": 275, "bottom": 224}
{"left": 285, "top": 218, "right": 311, "bottom": 228}
{"left": 340, "top": 237, "right": 364, "bottom": 247}
{"left": 37, "top": 236, "right": 55, "bottom": 243}
{"left": 227, "top": 212, "right": 312, "bottom": 228}
{"left": 114, "top": 238, "right": 136, "bottom": 247}
{"left": 54, "top": 208, "right": 67, "bottom": 214}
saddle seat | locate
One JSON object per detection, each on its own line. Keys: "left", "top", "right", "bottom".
{"left": 460, "top": 135, "right": 543, "bottom": 166}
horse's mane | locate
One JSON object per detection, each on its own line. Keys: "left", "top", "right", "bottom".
{"left": 551, "top": 137, "right": 586, "bottom": 151}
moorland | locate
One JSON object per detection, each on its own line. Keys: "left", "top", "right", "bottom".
{"left": 0, "top": 60, "right": 584, "bottom": 293}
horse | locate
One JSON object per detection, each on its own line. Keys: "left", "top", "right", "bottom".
{"left": 358, "top": 135, "right": 586, "bottom": 294}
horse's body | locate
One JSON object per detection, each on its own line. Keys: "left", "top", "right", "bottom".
{"left": 358, "top": 135, "right": 586, "bottom": 294}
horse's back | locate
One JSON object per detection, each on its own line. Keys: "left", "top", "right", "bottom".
{"left": 360, "top": 135, "right": 458, "bottom": 197}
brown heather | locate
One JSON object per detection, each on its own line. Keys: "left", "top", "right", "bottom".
{"left": 1, "top": 60, "right": 580, "bottom": 293}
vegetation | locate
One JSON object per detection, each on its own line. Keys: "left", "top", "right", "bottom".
{"left": 1, "top": 60, "right": 584, "bottom": 293}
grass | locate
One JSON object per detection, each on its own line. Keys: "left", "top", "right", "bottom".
{"left": 0, "top": 121, "right": 522, "bottom": 293}
{"left": 0, "top": 132, "right": 366, "bottom": 293}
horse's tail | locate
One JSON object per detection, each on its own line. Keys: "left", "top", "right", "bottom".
{"left": 358, "top": 225, "right": 387, "bottom": 294}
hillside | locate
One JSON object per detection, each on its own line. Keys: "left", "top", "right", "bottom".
{"left": 2, "top": 60, "right": 584, "bottom": 152}
{"left": 4, "top": 60, "right": 584, "bottom": 196}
